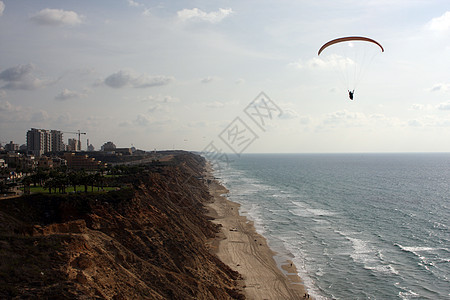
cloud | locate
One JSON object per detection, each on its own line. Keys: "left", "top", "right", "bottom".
{"left": 30, "top": 110, "right": 49, "bottom": 122}
{"left": 288, "top": 59, "right": 303, "bottom": 69}
{"left": 437, "top": 102, "right": 450, "bottom": 111}
{"left": 104, "top": 70, "right": 173, "bottom": 88}
{"left": 408, "top": 119, "right": 422, "bottom": 127}
{"left": 31, "top": 8, "right": 83, "bottom": 26}
{"left": 0, "top": 1, "right": 5, "bottom": 16}
{"left": 134, "top": 114, "right": 151, "bottom": 126}
{"left": 148, "top": 104, "right": 167, "bottom": 113}
{"left": 0, "top": 100, "right": 12, "bottom": 111}
{"left": 0, "top": 64, "right": 51, "bottom": 90}
{"left": 177, "top": 8, "right": 233, "bottom": 23}
{"left": 0, "top": 64, "right": 34, "bottom": 81}
{"left": 428, "top": 83, "right": 450, "bottom": 92}
{"left": 322, "top": 110, "right": 367, "bottom": 127}
{"left": 427, "top": 11, "right": 450, "bottom": 32}
{"left": 127, "top": 0, "right": 142, "bottom": 7}
{"left": 205, "top": 101, "right": 224, "bottom": 108}
{"left": 411, "top": 104, "right": 425, "bottom": 110}
{"left": 201, "top": 77, "right": 214, "bottom": 83}
{"left": 55, "top": 88, "right": 87, "bottom": 101}
{"left": 289, "top": 55, "right": 355, "bottom": 70}
{"left": 141, "top": 94, "right": 180, "bottom": 103}
{"left": 278, "top": 108, "right": 298, "bottom": 120}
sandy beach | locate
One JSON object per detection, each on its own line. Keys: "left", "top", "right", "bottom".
{"left": 205, "top": 173, "right": 309, "bottom": 300}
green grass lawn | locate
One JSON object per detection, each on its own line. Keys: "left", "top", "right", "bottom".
{"left": 27, "top": 185, "right": 119, "bottom": 194}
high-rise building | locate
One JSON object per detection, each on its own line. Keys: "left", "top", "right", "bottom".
{"left": 26, "top": 128, "right": 66, "bottom": 156}
{"left": 51, "top": 130, "right": 64, "bottom": 152}
{"left": 4, "top": 141, "right": 19, "bottom": 152}
{"left": 67, "top": 138, "right": 80, "bottom": 151}
{"left": 87, "top": 139, "right": 95, "bottom": 151}
{"left": 27, "top": 128, "right": 51, "bottom": 156}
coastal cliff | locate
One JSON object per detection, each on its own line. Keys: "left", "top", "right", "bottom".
{"left": 0, "top": 152, "right": 244, "bottom": 299}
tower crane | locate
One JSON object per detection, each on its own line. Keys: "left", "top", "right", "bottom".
{"left": 63, "top": 130, "right": 86, "bottom": 151}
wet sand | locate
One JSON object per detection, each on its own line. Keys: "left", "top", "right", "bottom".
{"left": 206, "top": 176, "right": 309, "bottom": 300}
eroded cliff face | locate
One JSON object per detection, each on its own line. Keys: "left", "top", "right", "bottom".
{"left": 0, "top": 152, "right": 244, "bottom": 299}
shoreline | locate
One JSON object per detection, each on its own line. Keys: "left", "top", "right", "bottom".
{"left": 204, "top": 167, "right": 310, "bottom": 299}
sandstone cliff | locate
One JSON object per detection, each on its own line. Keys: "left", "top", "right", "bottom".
{"left": 0, "top": 152, "right": 244, "bottom": 299}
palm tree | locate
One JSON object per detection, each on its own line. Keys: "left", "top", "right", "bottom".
{"left": 22, "top": 175, "right": 32, "bottom": 195}
{"left": 79, "top": 171, "right": 90, "bottom": 193}
{"left": 68, "top": 171, "right": 80, "bottom": 193}
{"left": 93, "top": 173, "right": 103, "bottom": 191}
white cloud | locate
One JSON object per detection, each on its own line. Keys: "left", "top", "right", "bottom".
{"left": 201, "top": 77, "right": 214, "bottom": 83}
{"left": 148, "top": 104, "right": 169, "bottom": 113}
{"left": 31, "top": 8, "right": 83, "bottom": 26}
{"left": 104, "top": 70, "right": 173, "bottom": 88}
{"left": 427, "top": 11, "right": 450, "bottom": 32}
{"left": 55, "top": 88, "right": 87, "bottom": 101}
{"left": 177, "top": 8, "right": 233, "bottom": 23}
{"left": 127, "top": 0, "right": 142, "bottom": 7}
{"left": 437, "top": 102, "right": 450, "bottom": 111}
{"left": 408, "top": 119, "right": 422, "bottom": 127}
{"left": 0, "top": 64, "right": 51, "bottom": 90}
{"left": 205, "top": 101, "right": 224, "bottom": 108}
{"left": 322, "top": 110, "right": 367, "bottom": 127}
{"left": 311, "top": 55, "right": 354, "bottom": 69}
{"left": 134, "top": 114, "right": 150, "bottom": 126}
{"left": 288, "top": 59, "right": 303, "bottom": 69}
{"left": 0, "top": 64, "right": 34, "bottom": 81}
{"left": 141, "top": 94, "right": 179, "bottom": 103}
{"left": 0, "top": 100, "right": 12, "bottom": 111}
{"left": 278, "top": 108, "right": 298, "bottom": 120}
{"left": 0, "top": 1, "right": 5, "bottom": 16}
{"left": 411, "top": 104, "right": 425, "bottom": 110}
{"left": 428, "top": 83, "right": 450, "bottom": 92}
{"left": 290, "top": 55, "right": 354, "bottom": 70}
{"left": 30, "top": 110, "right": 49, "bottom": 122}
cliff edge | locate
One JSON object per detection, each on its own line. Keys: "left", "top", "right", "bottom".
{"left": 0, "top": 152, "right": 244, "bottom": 299}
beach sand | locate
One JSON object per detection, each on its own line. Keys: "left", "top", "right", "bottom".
{"left": 205, "top": 174, "right": 309, "bottom": 300}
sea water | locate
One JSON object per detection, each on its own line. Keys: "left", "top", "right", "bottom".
{"left": 216, "top": 153, "right": 449, "bottom": 299}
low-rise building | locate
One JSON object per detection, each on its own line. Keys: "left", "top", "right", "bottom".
{"left": 101, "top": 141, "right": 116, "bottom": 152}
{"left": 37, "top": 156, "right": 54, "bottom": 169}
{"left": 115, "top": 148, "right": 133, "bottom": 155}
{"left": 64, "top": 153, "right": 106, "bottom": 170}
{"left": 5, "top": 141, "right": 19, "bottom": 152}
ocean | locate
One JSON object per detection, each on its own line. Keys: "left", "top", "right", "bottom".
{"left": 216, "top": 153, "right": 449, "bottom": 300}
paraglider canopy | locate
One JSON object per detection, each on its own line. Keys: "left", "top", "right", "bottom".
{"left": 317, "top": 36, "right": 384, "bottom": 100}
{"left": 318, "top": 36, "right": 384, "bottom": 56}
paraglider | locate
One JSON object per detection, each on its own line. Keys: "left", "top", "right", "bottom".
{"left": 318, "top": 36, "right": 384, "bottom": 100}
{"left": 348, "top": 90, "right": 354, "bottom": 100}
{"left": 318, "top": 36, "right": 384, "bottom": 56}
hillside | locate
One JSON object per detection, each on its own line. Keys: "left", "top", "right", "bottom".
{"left": 0, "top": 152, "right": 244, "bottom": 299}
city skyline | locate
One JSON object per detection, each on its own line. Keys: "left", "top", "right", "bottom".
{"left": 1, "top": 127, "right": 118, "bottom": 153}
{"left": 1, "top": 1, "right": 450, "bottom": 153}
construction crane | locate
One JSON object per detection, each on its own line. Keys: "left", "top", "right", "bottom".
{"left": 63, "top": 130, "right": 86, "bottom": 151}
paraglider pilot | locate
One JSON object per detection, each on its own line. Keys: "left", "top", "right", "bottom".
{"left": 348, "top": 90, "right": 354, "bottom": 100}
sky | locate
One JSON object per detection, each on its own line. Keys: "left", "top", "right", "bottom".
{"left": 1, "top": 0, "right": 450, "bottom": 153}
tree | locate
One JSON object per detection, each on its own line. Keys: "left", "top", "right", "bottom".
{"left": 21, "top": 176, "right": 32, "bottom": 195}
{"left": 68, "top": 172, "right": 81, "bottom": 193}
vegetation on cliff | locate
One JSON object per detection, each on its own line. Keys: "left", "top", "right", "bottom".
{"left": 0, "top": 152, "right": 244, "bottom": 299}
